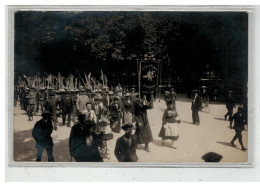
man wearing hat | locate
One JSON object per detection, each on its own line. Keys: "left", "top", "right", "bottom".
{"left": 69, "top": 114, "right": 103, "bottom": 162}
{"left": 32, "top": 110, "right": 54, "bottom": 162}
{"left": 230, "top": 107, "right": 247, "bottom": 151}
{"left": 191, "top": 89, "right": 201, "bottom": 125}
{"left": 92, "top": 95, "right": 102, "bottom": 121}
{"left": 36, "top": 88, "right": 45, "bottom": 113}
{"left": 114, "top": 122, "right": 138, "bottom": 162}
{"left": 26, "top": 88, "right": 37, "bottom": 121}
{"left": 130, "top": 88, "right": 136, "bottom": 104}
{"left": 44, "top": 93, "right": 58, "bottom": 131}
{"left": 224, "top": 90, "right": 236, "bottom": 125}
{"left": 71, "top": 90, "right": 78, "bottom": 124}
{"left": 60, "top": 90, "right": 73, "bottom": 127}
{"left": 76, "top": 88, "right": 89, "bottom": 113}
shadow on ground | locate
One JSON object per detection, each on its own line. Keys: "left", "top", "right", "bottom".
{"left": 216, "top": 141, "right": 241, "bottom": 151}
{"left": 214, "top": 117, "right": 226, "bottom": 121}
{"left": 182, "top": 121, "right": 195, "bottom": 125}
{"left": 14, "top": 129, "right": 72, "bottom": 162}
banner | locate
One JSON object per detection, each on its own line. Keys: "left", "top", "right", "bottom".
{"left": 139, "top": 61, "right": 159, "bottom": 100}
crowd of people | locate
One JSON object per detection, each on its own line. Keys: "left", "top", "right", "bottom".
{"left": 14, "top": 73, "right": 247, "bottom": 163}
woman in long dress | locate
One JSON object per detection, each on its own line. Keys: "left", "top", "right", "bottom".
{"left": 158, "top": 103, "right": 181, "bottom": 148}
{"left": 133, "top": 95, "right": 153, "bottom": 152}
{"left": 123, "top": 93, "right": 133, "bottom": 124}
{"left": 109, "top": 97, "right": 122, "bottom": 133}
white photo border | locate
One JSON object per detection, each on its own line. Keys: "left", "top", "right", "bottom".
{"left": 7, "top": 5, "right": 255, "bottom": 168}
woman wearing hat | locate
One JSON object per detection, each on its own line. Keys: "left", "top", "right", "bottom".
{"left": 109, "top": 97, "right": 122, "bottom": 133}
{"left": 158, "top": 102, "right": 181, "bottom": 148}
{"left": 123, "top": 93, "right": 134, "bottom": 124}
{"left": 133, "top": 94, "right": 154, "bottom": 152}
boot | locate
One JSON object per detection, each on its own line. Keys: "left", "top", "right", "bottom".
{"left": 144, "top": 143, "right": 150, "bottom": 152}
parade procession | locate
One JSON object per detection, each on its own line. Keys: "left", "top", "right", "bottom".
{"left": 13, "top": 68, "right": 248, "bottom": 163}
{"left": 12, "top": 11, "right": 248, "bottom": 163}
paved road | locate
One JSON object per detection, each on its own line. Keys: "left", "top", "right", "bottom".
{"left": 13, "top": 96, "right": 248, "bottom": 163}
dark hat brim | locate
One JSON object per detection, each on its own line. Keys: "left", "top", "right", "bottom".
{"left": 122, "top": 123, "right": 133, "bottom": 129}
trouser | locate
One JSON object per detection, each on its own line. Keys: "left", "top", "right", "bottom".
{"left": 27, "top": 104, "right": 34, "bottom": 118}
{"left": 231, "top": 129, "right": 245, "bottom": 148}
{"left": 36, "top": 100, "right": 44, "bottom": 112}
{"left": 72, "top": 105, "right": 77, "bottom": 123}
{"left": 192, "top": 109, "right": 200, "bottom": 124}
{"left": 36, "top": 144, "right": 54, "bottom": 162}
{"left": 225, "top": 107, "right": 233, "bottom": 120}
{"left": 62, "top": 111, "right": 71, "bottom": 126}
{"left": 51, "top": 111, "right": 57, "bottom": 128}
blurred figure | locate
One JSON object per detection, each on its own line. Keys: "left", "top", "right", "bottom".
{"left": 230, "top": 107, "right": 247, "bottom": 151}
{"left": 123, "top": 93, "right": 134, "bottom": 124}
{"left": 158, "top": 103, "right": 181, "bottom": 148}
{"left": 109, "top": 97, "right": 122, "bottom": 133}
{"left": 114, "top": 123, "right": 138, "bottom": 162}
{"left": 92, "top": 96, "right": 102, "bottom": 121}
{"left": 32, "top": 110, "right": 54, "bottom": 162}
{"left": 224, "top": 91, "right": 236, "bottom": 128}
{"left": 69, "top": 114, "right": 103, "bottom": 162}
{"left": 191, "top": 89, "right": 200, "bottom": 125}
{"left": 169, "top": 88, "right": 177, "bottom": 109}
{"left": 133, "top": 94, "right": 153, "bottom": 152}
{"left": 26, "top": 88, "right": 37, "bottom": 121}
{"left": 44, "top": 93, "right": 58, "bottom": 131}
{"left": 60, "top": 90, "right": 73, "bottom": 127}
{"left": 82, "top": 102, "right": 97, "bottom": 124}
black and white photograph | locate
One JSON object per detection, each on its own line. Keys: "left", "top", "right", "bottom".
{"left": 11, "top": 8, "right": 249, "bottom": 164}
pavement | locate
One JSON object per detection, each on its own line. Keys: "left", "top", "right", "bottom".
{"left": 13, "top": 96, "right": 248, "bottom": 163}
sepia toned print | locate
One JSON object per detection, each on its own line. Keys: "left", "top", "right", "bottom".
{"left": 13, "top": 11, "right": 248, "bottom": 163}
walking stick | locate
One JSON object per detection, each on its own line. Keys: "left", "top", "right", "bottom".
{"left": 70, "top": 155, "right": 72, "bottom": 162}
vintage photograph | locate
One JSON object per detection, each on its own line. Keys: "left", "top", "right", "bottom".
{"left": 12, "top": 10, "right": 248, "bottom": 163}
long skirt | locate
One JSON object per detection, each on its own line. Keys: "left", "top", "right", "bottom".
{"left": 123, "top": 112, "right": 133, "bottom": 123}
{"left": 158, "top": 122, "right": 179, "bottom": 140}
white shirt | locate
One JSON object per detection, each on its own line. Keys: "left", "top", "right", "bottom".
{"left": 82, "top": 109, "right": 97, "bottom": 123}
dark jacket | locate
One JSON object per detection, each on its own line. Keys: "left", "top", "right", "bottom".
{"left": 44, "top": 97, "right": 58, "bottom": 113}
{"left": 102, "top": 95, "right": 111, "bottom": 108}
{"left": 61, "top": 94, "right": 73, "bottom": 112}
{"left": 69, "top": 123, "right": 103, "bottom": 162}
{"left": 123, "top": 100, "right": 133, "bottom": 113}
{"left": 232, "top": 112, "right": 246, "bottom": 130}
{"left": 133, "top": 100, "right": 153, "bottom": 144}
{"left": 92, "top": 104, "right": 102, "bottom": 119}
{"left": 109, "top": 103, "right": 121, "bottom": 118}
{"left": 226, "top": 96, "right": 235, "bottom": 109}
{"left": 114, "top": 134, "right": 138, "bottom": 162}
{"left": 191, "top": 94, "right": 201, "bottom": 110}
{"left": 32, "top": 119, "right": 53, "bottom": 146}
